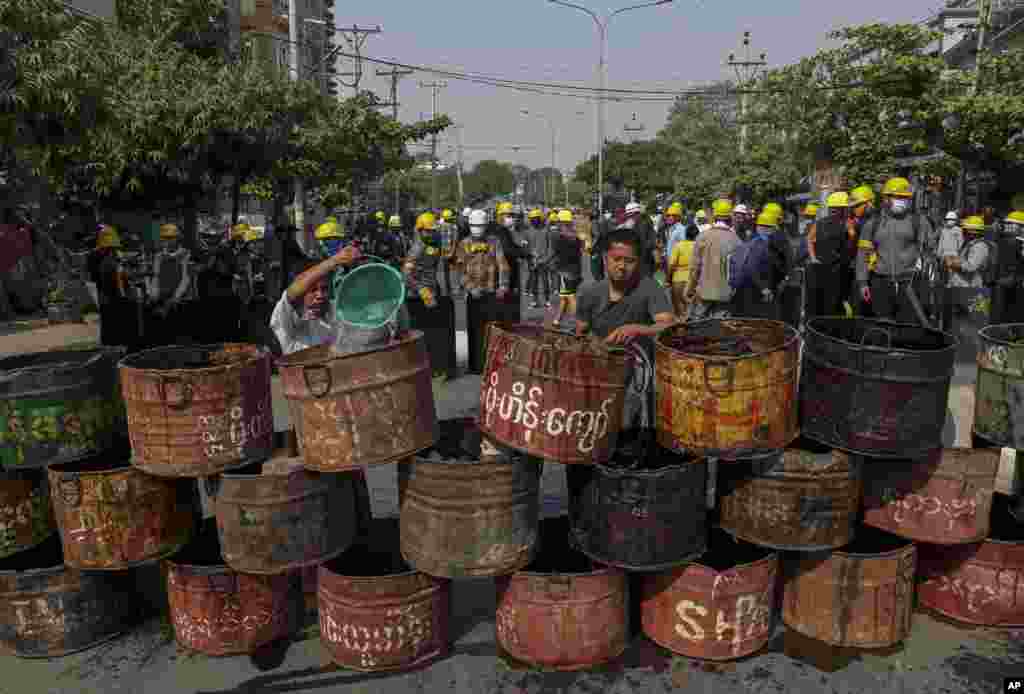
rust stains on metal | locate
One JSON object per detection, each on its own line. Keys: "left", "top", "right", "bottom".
{"left": 863, "top": 447, "right": 999, "bottom": 544}
{"left": 799, "top": 318, "right": 956, "bottom": 459}
{"left": 494, "top": 516, "right": 629, "bottom": 671}
{"left": 640, "top": 528, "right": 777, "bottom": 661}
{"left": 48, "top": 453, "right": 198, "bottom": 570}
{"left": 655, "top": 319, "right": 800, "bottom": 461}
{"left": 398, "top": 419, "right": 540, "bottom": 579}
{"left": 0, "top": 535, "right": 136, "bottom": 658}
{"left": 165, "top": 520, "right": 301, "bottom": 656}
{"left": 568, "top": 431, "right": 708, "bottom": 570}
{"left": 783, "top": 525, "right": 916, "bottom": 648}
{"left": 318, "top": 519, "right": 450, "bottom": 672}
{"left": 277, "top": 332, "right": 438, "bottom": 472}
{"left": 719, "top": 438, "right": 861, "bottom": 551}
{"left": 974, "top": 323, "right": 1024, "bottom": 448}
{"left": 917, "top": 492, "right": 1024, "bottom": 626}
{"left": 479, "top": 324, "right": 632, "bottom": 465}
{"left": 0, "top": 469, "right": 56, "bottom": 559}
{"left": 212, "top": 458, "right": 356, "bottom": 575}
{"left": 120, "top": 344, "right": 273, "bottom": 478}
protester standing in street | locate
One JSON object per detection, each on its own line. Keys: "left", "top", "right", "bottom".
{"left": 614, "top": 202, "right": 657, "bottom": 278}
{"left": 991, "top": 210, "right": 1024, "bottom": 324}
{"left": 663, "top": 202, "right": 687, "bottom": 276}
{"left": 403, "top": 212, "right": 456, "bottom": 382}
{"left": 807, "top": 192, "right": 854, "bottom": 319}
{"left": 454, "top": 209, "right": 511, "bottom": 375}
{"left": 667, "top": 222, "right": 696, "bottom": 318}
{"left": 551, "top": 209, "right": 583, "bottom": 328}
{"left": 945, "top": 214, "right": 994, "bottom": 359}
{"left": 148, "top": 223, "right": 192, "bottom": 346}
{"left": 686, "top": 199, "right": 741, "bottom": 320}
{"left": 195, "top": 224, "right": 240, "bottom": 344}
{"left": 730, "top": 211, "right": 789, "bottom": 320}
{"left": 371, "top": 216, "right": 406, "bottom": 269}
{"left": 525, "top": 208, "right": 553, "bottom": 309}
{"left": 492, "top": 202, "right": 529, "bottom": 321}
{"left": 89, "top": 225, "right": 135, "bottom": 348}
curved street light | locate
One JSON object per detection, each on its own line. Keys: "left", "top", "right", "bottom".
{"left": 547, "top": 0, "right": 673, "bottom": 215}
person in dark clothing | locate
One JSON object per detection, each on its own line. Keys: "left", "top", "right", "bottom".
{"left": 89, "top": 225, "right": 136, "bottom": 348}
{"left": 195, "top": 225, "right": 241, "bottom": 344}
{"left": 991, "top": 211, "right": 1024, "bottom": 324}
{"left": 551, "top": 209, "right": 583, "bottom": 328}
{"left": 607, "top": 202, "right": 655, "bottom": 279}
{"left": 806, "top": 192, "right": 854, "bottom": 319}
{"left": 730, "top": 212, "right": 790, "bottom": 320}
{"left": 370, "top": 216, "right": 406, "bottom": 268}
{"left": 489, "top": 212, "right": 528, "bottom": 325}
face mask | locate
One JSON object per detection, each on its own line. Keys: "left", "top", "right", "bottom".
{"left": 470, "top": 226, "right": 485, "bottom": 239}
{"left": 530, "top": 220, "right": 543, "bottom": 229}
{"left": 320, "top": 239, "right": 344, "bottom": 258}
{"left": 756, "top": 226, "right": 773, "bottom": 237}
{"left": 502, "top": 217, "right": 516, "bottom": 229}
{"left": 891, "top": 199, "right": 910, "bottom": 215}
{"left": 946, "top": 220, "right": 957, "bottom": 228}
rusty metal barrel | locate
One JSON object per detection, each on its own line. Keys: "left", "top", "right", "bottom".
{"left": 210, "top": 458, "right": 356, "bottom": 575}
{"left": 0, "top": 469, "right": 56, "bottom": 559}
{"left": 119, "top": 344, "right": 273, "bottom": 477}
{"left": 917, "top": 492, "right": 1024, "bottom": 626}
{"left": 48, "top": 453, "right": 199, "bottom": 570}
{"left": 974, "top": 324, "right": 1024, "bottom": 448}
{"left": 0, "top": 347, "right": 126, "bottom": 470}
{"left": 782, "top": 525, "right": 916, "bottom": 648}
{"left": 479, "top": 324, "right": 632, "bottom": 465}
{"left": 862, "top": 447, "right": 1000, "bottom": 544}
{"left": 318, "top": 518, "right": 450, "bottom": 672}
{"left": 567, "top": 429, "right": 708, "bottom": 570}
{"left": 495, "top": 516, "right": 629, "bottom": 671}
{"left": 0, "top": 534, "right": 137, "bottom": 657}
{"left": 277, "top": 332, "right": 438, "bottom": 472}
{"left": 655, "top": 319, "right": 800, "bottom": 460}
{"left": 165, "top": 519, "right": 302, "bottom": 656}
{"left": 398, "top": 418, "right": 540, "bottom": 579}
{"left": 799, "top": 318, "right": 957, "bottom": 459}
{"left": 640, "top": 527, "right": 778, "bottom": 661}
{"left": 718, "top": 437, "right": 861, "bottom": 551}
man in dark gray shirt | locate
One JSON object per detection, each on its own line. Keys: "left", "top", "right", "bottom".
{"left": 576, "top": 227, "right": 676, "bottom": 432}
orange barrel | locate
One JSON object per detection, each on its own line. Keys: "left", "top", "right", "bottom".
{"left": 862, "top": 447, "right": 999, "bottom": 544}
{"left": 277, "top": 332, "right": 438, "bottom": 472}
{"left": 495, "top": 516, "right": 628, "bottom": 670}
{"left": 655, "top": 319, "right": 799, "bottom": 461}
{"left": 479, "top": 324, "right": 632, "bottom": 465}
{"left": 119, "top": 344, "right": 273, "bottom": 477}
{"left": 0, "top": 469, "right": 56, "bottom": 559}
{"left": 782, "top": 525, "right": 916, "bottom": 648}
{"left": 48, "top": 452, "right": 198, "bottom": 570}
{"left": 640, "top": 527, "right": 778, "bottom": 660}
{"left": 165, "top": 519, "right": 301, "bottom": 656}
{"left": 718, "top": 438, "right": 861, "bottom": 551}
{"left": 318, "top": 518, "right": 450, "bottom": 671}
{"left": 917, "top": 493, "right": 1024, "bottom": 626}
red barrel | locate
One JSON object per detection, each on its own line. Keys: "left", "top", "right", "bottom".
{"left": 640, "top": 527, "right": 777, "bottom": 661}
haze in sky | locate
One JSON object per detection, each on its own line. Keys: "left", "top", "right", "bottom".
{"left": 336, "top": 0, "right": 944, "bottom": 173}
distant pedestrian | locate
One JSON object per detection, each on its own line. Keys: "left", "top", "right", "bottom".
{"left": 686, "top": 199, "right": 741, "bottom": 321}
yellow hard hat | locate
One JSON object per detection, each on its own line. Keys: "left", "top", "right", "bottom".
{"left": 882, "top": 177, "right": 913, "bottom": 198}
{"left": 497, "top": 202, "right": 514, "bottom": 216}
{"left": 528, "top": 208, "right": 543, "bottom": 220}
{"left": 441, "top": 209, "right": 454, "bottom": 221}
{"left": 556, "top": 209, "right": 574, "bottom": 224}
{"left": 826, "top": 191, "right": 850, "bottom": 208}
{"left": 159, "top": 223, "right": 179, "bottom": 240}
{"left": 315, "top": 221, "right": 344, "bottom": 240}
{"left": 850, "top": 185, "right": 876, "bottom": 207}
{"left": 548, "top": 211, "right": 558, "bottom": 223}
{"left": 666, "top": 202, "right": 683, "bottom": 217}
{"left": 962, "top": 215, "right": 986, "bottom": 231}
{"left": 415, "top": 212, "right": 436, "bottom": 231}
{"left": 712, "top": 199, "right": 733, "bottom": 218}
{"left": 96, "top": 226, "right": 121, "bottom": 249}
{"left": 1006, "top": 211, "right": 1024, "bottom": 225}
{"left": 802, "top": 204, "right": 819, "bottom": 218}
{"left": 755, "top": 211, "right": 779, "bottom": 228}
{"left": 243, "top": 228, "right": 263, "bottom": 243}
{"left": 231, "top": 223, "right": 250, "bottom": 240}
{"left": 695, "top": 210, "right": 707, "bottom": 220}
{"left": 762, "top": 202, "right": 783, "bottom": 219}
{"left": 375, "top": 211, "right": 386, "bottom": 222}
{"left": 325, "top": 216, "right": 338, "bottom": 224}
{"left": 388, "top": 215, "right": 401, "bottom": 228}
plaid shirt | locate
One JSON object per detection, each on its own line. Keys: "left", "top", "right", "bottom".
{"left": 453, "top": 235, "right": 509, "bottom": 293}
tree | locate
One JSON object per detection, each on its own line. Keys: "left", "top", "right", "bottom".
{"left": 466, "top": 160, "right": 515, "bottom": 200}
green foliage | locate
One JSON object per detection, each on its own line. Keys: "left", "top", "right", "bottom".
{"left": 574, "top": 140, "right": 676, "bottom": 202}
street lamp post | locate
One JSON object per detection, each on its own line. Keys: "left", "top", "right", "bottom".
{"left": 520, "top": 110, "right": 556, "bottom": 209}
{"left": 727, "top": 31, "right": 767, "bottom": 157}
{"left": 547, "top": 0, "right": 672, "bottom": 217}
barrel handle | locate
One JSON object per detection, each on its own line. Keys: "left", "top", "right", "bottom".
{"left": 301, "top": 365, "right": 332, "bottom": 398}
{"left": 703, "top": 361, "right": 736, "bottom": 396}
{"left": 860, "top": 326, "right": 892, "bottom": 350}
{"left": 159, "top": 376, "right": 193, "bottom": 409}
{"left": 546, "top": 575, "right": 571, "bottom": 599}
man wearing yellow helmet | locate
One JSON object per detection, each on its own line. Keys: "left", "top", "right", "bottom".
{"left": 403, "top": 211, "right": 456, "bottom": 380}
{"left": 435, "top": 209, "right": 458, "bottom": 298}
{"left": 525, "top": 208, "right": 553, "bottom": 309}
{"left": 88, "top": 224, "right": 134, "bottom": 347}
{"left": 944, "top": 215, "right": 995, "bottom": 356}
{"left": 990, "top": 210, "right": 1024, "bottom": 324}
{"left": 687, "top": 199, "right": 741, "bottom": 320}
{"left": 148, "top": 222, "right": 192, "bottom": 345}
{"left": 195, "top": 221, "right": 242, "bottom": 344}
{"left": 551, "top": 209, "right": 583, "bottom": 328}
{"left": 856, "top": 177, "right": 936, "bottom": 325}
{"left": 369, "top": 214, "right": 405, "bottom": 269}
{"left": 730, "top": 211, "right": 789, "bottom": 319}
{"left": 805, "top": 193, "right": 853, "bottom": 319}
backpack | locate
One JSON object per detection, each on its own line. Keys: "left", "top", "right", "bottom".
{"left": 963, "top": 237, "right": 999, "bottom": 286}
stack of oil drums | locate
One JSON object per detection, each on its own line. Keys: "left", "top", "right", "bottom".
{"left": 0, "top": 346, "right": 158, "bottom": 658}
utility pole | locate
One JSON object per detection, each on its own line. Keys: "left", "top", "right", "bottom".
{"left": 972, "top": 0, "right": 993, "bottom": 96}
{"left": 455, "top": 125, "right": 466, "bottom": 207}
{"left": 727, "top": 31, "right": 767, "bottom": 157}
{"left": 420, "top": 81, "right": 448, "bottom": 210}
{"left": 336, "top": 24, "right": 382, "bottom": 98}
{"left": 288, "top": 0, "right": 307, "bottom": 253}
{"left": 377, "top": 68, "right": 413, "bottom": 212}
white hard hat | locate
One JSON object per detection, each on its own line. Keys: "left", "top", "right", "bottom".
{"left": 468, "top": 209, "right": 488, "bottom": 226}
{"left": 625, "top": 202, "right": 642, "bottom": 215}
{"left": 945, "top": 211, "right": 959, "bottom": 221}
{"left": 462, "top": 207, "right": 472, "bottom": 218}
{"left": 734, "top": 204, "right": 750, "bottom": 215}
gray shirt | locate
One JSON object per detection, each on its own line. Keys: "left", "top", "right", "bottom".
{"left": 856, "top": 213, "right": 931, "bottom": 284}
{"left": 949, "top": 237, "right": 991, "bottom": 289}
{"left": 576, "top": 276, "right": 673, "bottom": 342}
{"left": 937, "top": 225, "right": 964, "bottom": 260}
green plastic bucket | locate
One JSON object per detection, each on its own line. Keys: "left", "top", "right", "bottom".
{"left": 332, "top": 258, "right": 406, "bottom": 329}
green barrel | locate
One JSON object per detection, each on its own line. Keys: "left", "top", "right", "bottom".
{"left": 974, "top": 323, "right": 1024, "bottom": 448}
{"left": 0, "top": 348, "right": 127, "bottom": 470}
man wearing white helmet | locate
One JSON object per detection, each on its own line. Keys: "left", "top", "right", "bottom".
{"left": 453, "top": 209, "right": 511, "bottom": 374}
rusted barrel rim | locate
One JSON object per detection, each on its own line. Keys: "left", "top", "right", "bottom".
{"left": 48, "top": 452, "right": 132, "bottom": 476}
{"left": 512, "top": 562, "right": 621, "bottom": 580}
{"left": 833, "top": 541, "right": 913, "bottom": 559}
{"left": 320, "top": 564, "right": 425, "bottom": 582}
{"left": 119, "top": 343, "right": 269, "bottom": 374}
{"left": 656, "top": 319, "right": 799, "bottom": 368}
{"left": 978, "top": 323, "right": 1024, "bottom": 346}
{"left": 806, "top": 317, "right": 957, "bottom": 357}
{"left": 689, "top": 550, "right": 777, "bottom": 575}
{"left": 275, "top": 330, "right": 425, "bottom": 368}
{"left": 593, "top": 457, "right": 705, "bottom": 479}
{"left": 488, "top": 323, "right": 632, "bottom": 364}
